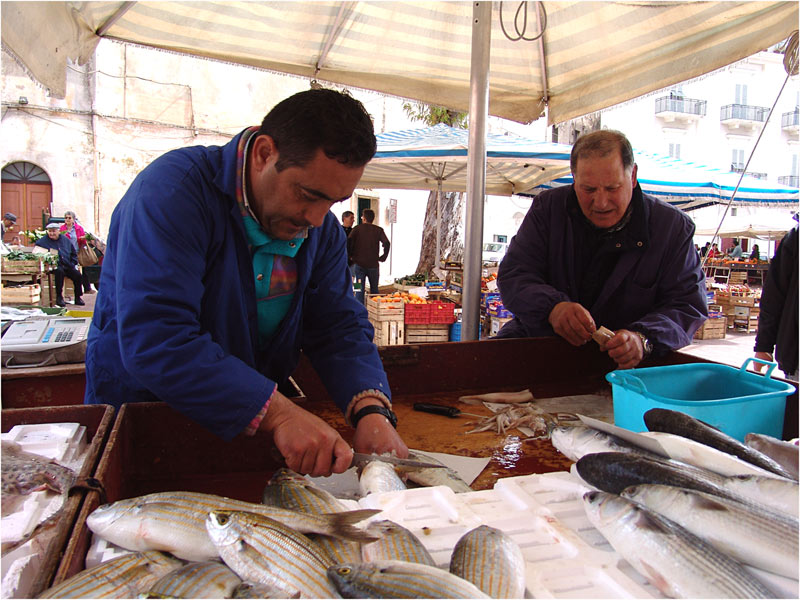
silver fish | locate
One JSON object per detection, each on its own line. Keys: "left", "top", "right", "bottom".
{"left": 205, "top": 509, "right": 339, "bottom": 598}
{"left": 717, "top": 473, "right": 799, "bottom": 518}
{"left": 622, "top": 483, "right": 799, "bottom": 579}
{"left": 583, "top": 491, "right": 776, "bottom": 599}
{"left": 262, "top": 468, "right": 362, "bottom": 564}
{"left": 397, "top": 451, "right": 473, "bottom": 493}
{"left": 87, "top": 491, "right": 379, "bottom": 561}
{"left": 449, "top": 525, "right": 526, "bottom": 599}
{"left": 232, "top": 581, "right": 301, "bottom": 598}
{"left": 361, "top": 520, "right": 435, "bottom": 565}
{"left": 145, "top": 560, "right": 242, "bottom": 598}
{"left": 327, "top": 560, "right": 490, "bottom": 598}
{"left": 643, "top": 408, "right": 795, "bottom": 479}
{"left": 359, "top": 460, "right": 407, "bottom": 496}
{"left": 745, "top": 433, "right": 799, "bottom": 480}
{"left": 38, "top": 551, "right": 183, "bottom": 598}
{"left": 550, "top": 424, "right": 651, "bottom": 462}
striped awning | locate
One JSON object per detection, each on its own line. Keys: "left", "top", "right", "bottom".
{"left": 2, "top": 1, "right": 796, "bottom": 124}
{"left": 532, "top": 149, "right": 800, "bottom": 210}
{"left": 360, "top": 123, "right": 572, "bottom": 195}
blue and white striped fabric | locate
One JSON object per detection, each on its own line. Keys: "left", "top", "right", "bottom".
{"left": 359, "top": 124, "right": 572, "bottom": 196}
{"left": 533, "top": 148, "right": 799, "bottom": 210}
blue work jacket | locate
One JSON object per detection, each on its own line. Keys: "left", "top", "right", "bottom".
{"left": 85, "top": 130, "right": 389, "bottom": 440}
{"left": 497, "top": 184, "right": 707, "bottom": 355}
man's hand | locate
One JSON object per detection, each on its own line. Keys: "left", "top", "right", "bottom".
{"left": 754, "top": 351, "right": 774, "bottom": 373}
{"left": 259, "top": 391, "right": 353, "bottom": 477}
{"left": 350, "top": 396, "right": 409, "bottom": 458}
{"left": 548, "top": 301, "right": 596, "bottom": 346}
{"left": 603, "top": 329, "right": 645, "bottom": 369}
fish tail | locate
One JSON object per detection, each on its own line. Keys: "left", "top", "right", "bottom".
{"left": 327, "top": 509, "right": 382, "bottom": 542}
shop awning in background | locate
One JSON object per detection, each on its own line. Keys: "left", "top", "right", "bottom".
{"left": 2, "top": 1, "right": 796, "bottom": 125}
{"left": 360, "top": 124, "right": 572, "bottom": 196}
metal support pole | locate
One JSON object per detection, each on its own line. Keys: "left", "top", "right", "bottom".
{"left": 462, "top": 1, "right": 491, "bottom": 341}
{"left": 436, "top": 180, "right": 442, "bottom": 268}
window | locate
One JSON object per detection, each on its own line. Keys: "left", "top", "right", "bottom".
{"left": 735, "top": 84, "right": 748, "bottom": 105}
{"left": 731, "top": 149, "right": 745, "bottom": 170}
{"left": 792, "top": 155, "right": 798, "bottom": 177}
{"left": 668, "top": 143, "right": 681, "bottom": 159}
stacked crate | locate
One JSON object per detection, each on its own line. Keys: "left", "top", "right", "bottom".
{"left": 366, "top": 295, "right": 405, "bottom": 345}
{"left": 714, "top": 287, "right": 760, "bottom": 333}
{"left": 693, "top": 314, "right": 727, "bottom": 339}
{"left": 404, "top": 300, "right": 455, "bottom": 344}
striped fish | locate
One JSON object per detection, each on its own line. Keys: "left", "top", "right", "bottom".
{"left": 38, "top": 551, "right": 183, "bottom": 598}
{"left": 232, "top": 581, "right": 301, "bottom": 598}
{"left": 144, "top": 560, "right": 241, "bottom": 598}
{"left": 87, "top": 491, "right": 379, "bottom": 561}
{"left": 327, "top": 560, "right": 490, "bottom": 598}
{"left": 262, "top": 468, "right": 362, "bottom": 564}
{"left": 361, "top": 520, "right": 435, "bottom": 566}
{"left": 205, "top": 510, "right": 339, "bottom": 598}
{"left": 449, "top": 525, "right": 526, "bottom": 598}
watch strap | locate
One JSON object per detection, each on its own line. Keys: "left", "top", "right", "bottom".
{"left": 351, "top": 405, "right": 398, "bottom": 429}
{"left": 633, "top": 331, "right": 653, "bottom": 357}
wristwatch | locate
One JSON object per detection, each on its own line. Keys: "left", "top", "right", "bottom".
{"left": 351, "top": 405, "right": 398, "bottom": 429}
{"left": 633, "top": 331, "right": 653, "bottom": 357}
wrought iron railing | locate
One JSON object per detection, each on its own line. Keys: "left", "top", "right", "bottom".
{"left": 781, "top": 109, "right": 799, "bottom": 128}
{"left": 654, "top": 96, "right": 707, "bottom": 116}
{"left": 720, "top": 104, "right": 769, "bottom": 122}
{"left": 778, "top": 175, "right": 799, "bottom": 187}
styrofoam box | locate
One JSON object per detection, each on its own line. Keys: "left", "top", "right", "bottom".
{"left": 1, "top": 423, "right": 90, "bottom": 599}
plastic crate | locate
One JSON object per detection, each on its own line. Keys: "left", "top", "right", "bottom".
{"left": 607, "top": 359, "right": 795, "bottom": 441}
{"left": 429, "top": 301, "right": 456, "bottom": 324}
{"left": 404, "top": 302, "right": 431, "bottom": 324}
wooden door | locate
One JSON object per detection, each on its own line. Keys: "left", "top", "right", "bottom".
{"left": 1, "top": 162, "right": 53, "bottom": 241}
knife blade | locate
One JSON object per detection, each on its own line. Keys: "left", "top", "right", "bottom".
{"left": 351, "top": 452, "right": 445, "bottom": 469}
{"left": 413, "top": 402, "right": 486, "bottom": 418}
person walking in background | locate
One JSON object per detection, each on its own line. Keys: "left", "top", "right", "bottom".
{"left": 341, "top": 210, "right": 355, "bottom": 236}
{"left": 35, "top": 223, "right": 84, "bottom": 307}
{"left": 754, "top": 226, "right": 798, "bottom": 381}
{"left": 2, "top": 212, "right": 17, "bottom": 242}
{"left": 348, "top": 208, "right": 390, "bottom": 303}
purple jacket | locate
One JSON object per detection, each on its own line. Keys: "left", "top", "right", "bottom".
{"left": 497, "top": 184, "right": 707, "bottom": 355}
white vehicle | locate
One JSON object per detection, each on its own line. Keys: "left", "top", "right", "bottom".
{"left": 482, "top": 242, "right": 508, "bottom": 265}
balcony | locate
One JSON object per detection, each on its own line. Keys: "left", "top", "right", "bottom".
{"left": 654, "top": 95, "right": 707, "bottom": 123}
{"left": 720, "top": 104, "right": 770, "bottom": 132}
{"left": 778, "top": 175, "right": 799, "bottom": 187}
{"left": 781, "top": 109, "right": 799, "bottom": 133}
{"left": 731, "top": 166, "right": 768, "bottom": 180}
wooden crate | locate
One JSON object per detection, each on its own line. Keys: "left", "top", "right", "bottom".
{"left": 405, "top": 323, "right": 449, "bottom": 344}
{"left": 1, "top": 258, "right": 44, "bottom": 274}
{"left": 370, "top": 318, "right": 404, "bottom": 346}
{"left": 366, "top": 295, "right": 404, "bottom": 321}
{"left": 1, "top": 283, "right": 41, "bottom": 304}
{"left": 693, "top": 316, "right": 727, "bottom": 340}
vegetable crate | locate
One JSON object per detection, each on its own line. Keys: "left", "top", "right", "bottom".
{"left": 693, "top": 316, "right": 726, "bottom": 340}
{"left": 1, "top": 258, "right": 44, "bottom": 273}
{"left": 429, "top": 300, "right": 456, "bottom": 324}
{"left": 366, "top": 295, "right": 404, "bottom": 321}
{"left": 1, "top": 283, "right": 41, "bottom": 304}
{"left": 405, "top": 324, "right": 449, "bottom": 344}
{"left": 370, "top": 318, "right": 404, "bottom": 346}
{"left": 404, "top": 303, "right": 431, "bottom": 324}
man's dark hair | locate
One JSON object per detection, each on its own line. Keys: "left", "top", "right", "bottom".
{"left": 570, "top": 129, "right": 634, "bottom": 174}
{"left": 362, "top": 209, "right": 375, "bottom": 223}
{"left": 342, "top": 210, "right": 354, "bottom": 219}
{"left": 258, "top": 88, "right": 376, "bottom": 172}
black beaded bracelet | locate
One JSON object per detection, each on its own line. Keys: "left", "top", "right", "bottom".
{"left": 351, "top": 405, "right": 398, "bottom": 428}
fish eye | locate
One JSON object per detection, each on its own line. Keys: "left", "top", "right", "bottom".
{"left": 215, "top": 512, "right": 230, "bottom": 525}
{"left": 337, "top": 567, "right": 351, "bottom": 575}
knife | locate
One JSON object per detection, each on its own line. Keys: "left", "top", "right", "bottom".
{"left": 351, "top": 452, "right": 446, "bottom": 469}
{"left": 413, "top": 402, "right": 486, "bottom": 418}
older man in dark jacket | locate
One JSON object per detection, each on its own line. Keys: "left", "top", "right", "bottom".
{"left": 34, "top": 223, "right": 84, "bottom": 307}
{"left": 497, "top": 130, "right": 707, "bottom": 369}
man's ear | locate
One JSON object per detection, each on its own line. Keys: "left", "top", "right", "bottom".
{"left": 630, "top": 163, "right": 638, "bottom": 185}
{"left": 251, "top": 135, "right": 278, "bottom": 172}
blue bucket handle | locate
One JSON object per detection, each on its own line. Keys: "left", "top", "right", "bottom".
{"left": 607, "top": 371, "right": 648, "bottom": 394}
{"left": 740, "top": 357, "right": 777, "bottom": 379}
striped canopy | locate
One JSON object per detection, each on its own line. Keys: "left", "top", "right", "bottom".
{"left": 360, "top": 124, "right": 572, "bottom": 195}
{"left": 533, "top": 150, "right": 800, "bottom": 210}
{"left": 2, "top": 1, "right": 796, "bottom": 124}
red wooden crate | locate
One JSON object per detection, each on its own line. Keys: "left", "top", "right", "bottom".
{"left": 404, "top": 302, "right": 431, "bottom": 324}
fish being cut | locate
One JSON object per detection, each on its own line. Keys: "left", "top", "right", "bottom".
{"left": 144, "top": 560, "right": 242, "bottom": 599}
{"left": 582, "top": 491, "right": 776, "bottom": 599}
{"left": 449, "top": 525, "right": 526, "bottom": 599}
{"left": 205, "top": 510, "right": 339, "bottom": 598}
{"left": 86, "top": 491, "right": 379, "bottom": 561}
{"left": 361, "top": 520, "right": 435, "bottom": 565}
{"left": 358, "top": 460, "right": 407, "bottom": 496}
{"left": 643, "top": 408, "right": 795, "bottom": 480}
{"left": 621, "top": 484, "right": 799, "bottom": 579}
{"left": 396, "top": 450, "right": 473, "bottom": 493}
{"left": 38, "top": 551, "right": 183, "bottom": 599}
{"left": 327, "top": 560, "right": 490, "bottom": 598}
{"left": 550, "top": 424, "right": 651, "bottom": 462}
{"left": 746, "top": 433, "right": 800, "bottom": 480}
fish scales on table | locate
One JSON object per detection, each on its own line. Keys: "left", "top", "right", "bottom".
{"left": 262, "top": 468, "right": 363, "bottom": 564}
{"left": 746, "top": 433, "right": 800, "bottom": 480}
{"left": 205, "top": 509, "right": 339, "bottom": 599}
{"left": 86, "top": 491, "right": 380, "bottom": 561}
{"left": 361, "top": 520, "right": 436, "bottom": 566}
{"left": 327, "top": 560, "right": 490, "bottom": 598}
{"left": 142, "top": 559, "right": 242, "bottom": 599}
{"left": 643, "top": 408, "right": 796, "bottom": 480}
{"left": 621, "top": 484, "right": 799, "bottom": 579}
{"left": 449, "top": 525, "right": 526, "bottom": 599}
{"left": 38, "top": 551, "right": 183, "bottom": 599}
{"left": 582, "top": 491, "right": 777, "bottom": 599}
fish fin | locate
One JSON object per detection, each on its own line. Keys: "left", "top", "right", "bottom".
{"left": 687, "top": 492, "right": 730, "bottom": 512}
{"left": 326, "top": 509, "right": 383, "bottom": 542}
{"left": 632, "top": 506, "right": 667, "bottom": 534}
{"left": 640, "top": 560, "right": 675, "bottom": 598}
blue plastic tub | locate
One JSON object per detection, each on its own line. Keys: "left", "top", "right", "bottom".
{"left": 606, "top": 358, "right": 795, "bottom": 441}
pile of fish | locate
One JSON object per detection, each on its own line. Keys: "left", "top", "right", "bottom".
{"left": 551, "top": 407, "right": 799, "bottom": 599}
{"left": 38, "top": 466, "right": 524, "bottom": 598}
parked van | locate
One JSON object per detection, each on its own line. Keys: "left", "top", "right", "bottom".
{"left": 482, "top": 241, "right": 508, "bottom": 265}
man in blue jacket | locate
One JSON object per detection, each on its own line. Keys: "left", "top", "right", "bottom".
{"left": 85, "top": 89, "right": 408, "bottom": 476}
{"left": 35, "top": 222, "right": 85, "bottom": 307}
{"left": 497, "top": 130, "right": 707, "bottom": 369}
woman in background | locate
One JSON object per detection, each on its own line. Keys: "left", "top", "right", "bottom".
{"left": 60, "top": 211, "right": 93, "bottom": 293}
